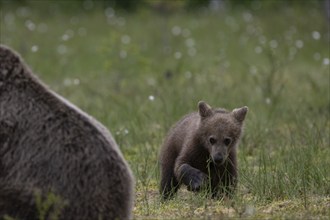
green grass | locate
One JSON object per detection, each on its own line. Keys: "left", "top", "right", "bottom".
{"left": 1, "top": 1, "right": 329, "bottom": 219}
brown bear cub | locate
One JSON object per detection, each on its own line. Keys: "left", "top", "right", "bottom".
{"left": 0, "top": 45, "right": 134, "bottom": 219}
{"left": 160, "top": 101, "right": 248, "bottom": 200}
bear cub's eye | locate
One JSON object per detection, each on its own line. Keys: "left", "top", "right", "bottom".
{"left": 223, "top": 138, "right": 232, "bottom": 146}
{"left": 209, "top": 137, "right": 217, "bottom": 145}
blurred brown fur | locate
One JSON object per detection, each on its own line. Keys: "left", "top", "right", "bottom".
{"left": 0, "top": 45, "right": 134, "bottom": 220}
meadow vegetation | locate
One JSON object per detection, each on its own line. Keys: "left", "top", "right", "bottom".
{"left": 1, "top": 0, "right": 329, "bottom": 219}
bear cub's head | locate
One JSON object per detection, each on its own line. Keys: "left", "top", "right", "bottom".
{"left": 197, "top": 101, "right": 248, "bottom": 166}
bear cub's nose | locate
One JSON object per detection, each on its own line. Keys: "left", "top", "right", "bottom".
{"left": 213, "top": 154, "right": 224, "bottom": 164}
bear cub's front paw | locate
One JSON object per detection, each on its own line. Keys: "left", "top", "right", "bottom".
{"left": 187, "top": 170, "right": 207, "bottom": 192}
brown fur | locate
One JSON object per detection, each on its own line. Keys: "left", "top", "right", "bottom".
{"left": 159, "top": 101, "right": 248, "bottom": 199}
{"left": 0, "top": 45, "right": 134, "bottom": 219}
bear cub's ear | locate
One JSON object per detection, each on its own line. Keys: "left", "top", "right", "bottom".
{"left": 198, "top": 101, "right": 213, "bottom": 118}
{"left": 232, "top": 106, "right": 248, "bottom": 123}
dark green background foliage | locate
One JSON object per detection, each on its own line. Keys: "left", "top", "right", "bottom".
{"left": 1, "top": 0, "right": 326, "bottom": 11}
{"left": 0, "top": 0, "right": 329, "bottom": 218}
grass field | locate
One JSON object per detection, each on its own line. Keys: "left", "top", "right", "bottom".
{"left": 1, "top": 1, "right": 329, "bottom": 219}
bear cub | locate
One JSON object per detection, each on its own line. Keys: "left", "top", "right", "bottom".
{"left": 160, "top": 101, "right": 248, "bottom": 199}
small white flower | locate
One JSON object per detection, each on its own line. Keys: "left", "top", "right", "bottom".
{"left": 25, "top": 20, "right": 35, "bottom": 31}
{"left": 171, "top": 26, "right": 181, "bottom": 36}
{"left": 121, "top": 35, "right": 131, "bottom": 44}
{"left": 295, "top": 40, "right": 304, "bottom": 49}
{"left": 62, "top": 34, "right": 69, "bottom": 41}
{"left": 73, "top": 79, "right": 80, "bottom": 85}
{"left": 249, "top": 66, "right": 257, "bottom": 75}
{"left": 119, "top": 50, "right": 127, "bottom": 59}
{"left": 185, "top": 38, "right": 195, "bottom": 48}
{"left": 31, "top": 45, "right": 38, "bottom": 52}
{"left": 185, "top": 71, "right": 192, "bottom": 79}
{"left": 269, "top": 40, "right": 278, "bottom": 49}
{"left": 174, "top": 51, "right": 182, "bottom": 59}
{"left": 57, "top": 45, "right": 67, "bottom": 54}
{"left": 312, "top": 31, "right": 321, "bottom": 40}
{"left": 63, "top": 78, "right": 71, "bottom": 86}
{"left": 242, "top": 12, "right": 253, "bottom": 22}
{"left": 104, "top": 7, "right": 115, "bottom": 18}
{"left": 254, "top": 46, "right": 262, "bottom": 54}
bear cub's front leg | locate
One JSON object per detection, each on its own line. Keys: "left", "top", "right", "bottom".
{"left": 176, "top": 163, "right": 208, "bottom": 192}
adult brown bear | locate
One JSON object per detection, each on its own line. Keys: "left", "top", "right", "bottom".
{"left": 0, "top": 45, "right": 134, "bottom": 219}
